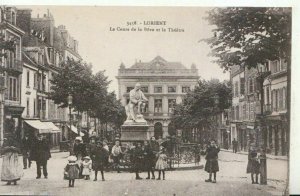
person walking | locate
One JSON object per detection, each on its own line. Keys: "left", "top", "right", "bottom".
{"left": 232, "top": 138, "right": 238, "bottom": 153}
{"left": 247, "top": 144, "right": 260, "bottom": 184}
{"left": 1, "top": 136, "right": 23, "bottom": 185}
{"left": 64, "top": 155, "right": 80, "bottom": 187}
{"left": 91, "top": 141, "right": 109, "bottom": 181}
{"left": 204, "top": 140, "right": 220, "bottom": 183}
{"left": 73, "top": 137, "right": 87, "bottom": 161}
{"left": 143, "top": 140, "right": 156, "bottom": 179}
{"left": 111, "top": 140, "right": 123, "bottom": 173}
{"left": 73, "top": 136, "right": 87, "bottom": 179}
{"left": 21, "top": 133, "right": 31, "bottom": 169}
{"left": 132, "top": 142, "right": 144, "bottom": 180}
{"left": 155, "top": 146, "right": 168, "bottom": 180}
{"left": 30, "top": 134, "right": 51, "bottom": 179}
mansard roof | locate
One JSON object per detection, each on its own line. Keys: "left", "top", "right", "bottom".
{"left": 129, "top": 56, "right": 187, "bottom": 70}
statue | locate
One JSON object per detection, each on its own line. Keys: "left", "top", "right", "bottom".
{"left": 125, "top": 83, "right": 148, "bottom": 122}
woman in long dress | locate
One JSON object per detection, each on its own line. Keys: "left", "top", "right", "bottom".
{"left": 1, "top": 137, "right": 23, "bottom": 185}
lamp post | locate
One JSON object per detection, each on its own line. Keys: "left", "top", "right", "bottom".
{"left": 68, "top": 94, "right": 73, "bottom": 135}
{"left": 212, "top": 94, "right": 220, "bottom": 141}
{"left": 256, "top": 64, "right": 271, "bottom": 185}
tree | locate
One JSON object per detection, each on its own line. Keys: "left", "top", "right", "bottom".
{"left": 49, "top": 58, "right": 97, "bottom": 113}
{"left": 202, "top": 7, "right": 291, "bottom": 70}
{"left": 171, "top": 79, "right": 231, "bottom": 139}
{"left": 49, "top": 58, "right": 126, "bottom": 137}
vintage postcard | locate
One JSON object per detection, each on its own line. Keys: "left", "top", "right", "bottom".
{"left": 0, "top": 2, "right": 298, "bottom": 195}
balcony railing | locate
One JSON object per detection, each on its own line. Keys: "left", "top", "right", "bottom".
{"left": 6, "top": 59, "right": 23, "bottom": 74}
{"left": 154, "top": 112, "right": 163, "bottom": 116}
{"left": 118, "top": 69, "right": 198, "bottom": 77}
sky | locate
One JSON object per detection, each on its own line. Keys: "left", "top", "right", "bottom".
{"left": 18, "top": 6, "right": 230, "bottom": 92}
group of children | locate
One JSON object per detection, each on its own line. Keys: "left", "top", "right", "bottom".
{"left": 64, "top": 139, "right": 262, "bottom": 187}
{"left": 64, "top": 155, "right": 92, "bottom": 187}
{"left": 63, "top": 140, "right": 169, "bottom": 187}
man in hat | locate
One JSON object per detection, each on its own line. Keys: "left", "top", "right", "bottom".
{"left": 30, "top": 134, "right": 51, "bottom": 179}
{"left": 21, "top": 133, "right": 32, "bottom": 169}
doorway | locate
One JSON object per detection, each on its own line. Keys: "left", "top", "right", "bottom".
{"left": 154, "top": 122, "right": 163, "bottom": 139}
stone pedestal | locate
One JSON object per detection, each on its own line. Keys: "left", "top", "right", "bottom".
{"left": 121, "top": 114, "right": 150, "bottom": 141}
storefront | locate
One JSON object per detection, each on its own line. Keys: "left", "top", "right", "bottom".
{"left": 265, "top": 113, "right": 288, "bottom": 155}
{"left": 4, "top": 105, "right": 24, "bottom": 143}
{"left": 23, "top": 119, "right": 61, "bottom": 149}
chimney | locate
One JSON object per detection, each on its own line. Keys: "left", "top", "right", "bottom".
{"left": 16, "top": 9, "right": 32, "bottom": 34}
{"left": 37, "top": 14, "right": 39, "bottom": 18}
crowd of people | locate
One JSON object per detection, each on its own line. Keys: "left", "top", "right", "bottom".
{"left": 0, "top": 132, "right": 263, "bottom": 188}
{"left": 63, "top": 135, "right": 170, "bottom": 187}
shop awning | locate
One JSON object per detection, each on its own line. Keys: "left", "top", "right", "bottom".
{"left": 66, "top": 124, "right": 84, "bottom": 136}
{"left": 24, "top": 120, "right": 52, "bottom": 134}
{"left": 43, "top": 122, "right": 61, "bottom": 133}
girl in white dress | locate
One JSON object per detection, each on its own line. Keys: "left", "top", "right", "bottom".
{"left": 155, "top": 147, "right": 168, "bottom": 180}
{"left": 81, "top": 156, "right": 92, "bottom": 180}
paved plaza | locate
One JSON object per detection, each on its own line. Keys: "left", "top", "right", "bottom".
{"left": 0, "top": 151, "right": 287, "bottom": 196}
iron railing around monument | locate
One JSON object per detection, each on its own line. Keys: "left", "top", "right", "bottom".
{"left": 114, "top": 142, "right": 201, "bottom": 170}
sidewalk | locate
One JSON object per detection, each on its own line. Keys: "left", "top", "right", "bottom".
{"left": 221, "top": 148, "right": 288, "bottom": 161}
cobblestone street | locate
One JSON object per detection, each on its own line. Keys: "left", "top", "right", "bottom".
{"left": 0, "top": 151, "right": 287, "bottom": 196}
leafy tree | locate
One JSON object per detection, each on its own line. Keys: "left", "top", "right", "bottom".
{"left": 202, "top": 7, "right": 291, "bottom": 70}
{"left": 171, "top": 79, "right": 231, "bottom": 136}
{"left": 203, "top": 7, "right": 291, "bottom": 152}
{"left": 49, "top": 58, "right": 96, "bottom": 113}
{"left": 49, "top": 57, "right": 126, "bottom": 136}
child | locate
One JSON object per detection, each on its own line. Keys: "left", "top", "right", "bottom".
{"left": 155, "top": 146, "right": 168, "bottom": 180}
{"left": 91, "top": 141, "right": 109, "bottom": 181}
{"left": 195, "top": 144, "right": 201, "bottom": 166}
{"left": 204, "top": 140, "right": 220, "bottom": 183}
{"left": 247, "top": 144, "right": 260, "bottom": 184}
{"left": 82, "top": 156, "right": 92, "bottom": 180}
{"left": 64, "top": 156, "right": 80, "bottom": 187}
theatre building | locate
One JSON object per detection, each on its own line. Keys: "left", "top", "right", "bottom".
{"left": 116, "top": 56, "right": 199, "bottom": 138}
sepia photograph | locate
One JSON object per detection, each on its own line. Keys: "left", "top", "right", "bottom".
{"left": 0, "top": 1, "right": 297, "bottom": 195}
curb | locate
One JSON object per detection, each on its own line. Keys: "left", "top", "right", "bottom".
{"left": 220, "top": 149, "right": 288, "bottom": 161}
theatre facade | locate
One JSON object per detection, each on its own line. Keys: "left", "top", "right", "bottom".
{"left": 116, "top": 56, "right": 199, "bottom": 139}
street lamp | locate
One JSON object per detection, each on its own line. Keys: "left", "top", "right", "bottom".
{"left": 256, "top": 63, "right": 271, "bottom": 185}
{"left": 67, "top": 94, "right": 73, "bottom": 135}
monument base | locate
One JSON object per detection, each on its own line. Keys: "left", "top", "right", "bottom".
{"left": 120, "top": 124, "right": 150, "bottom": 142}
